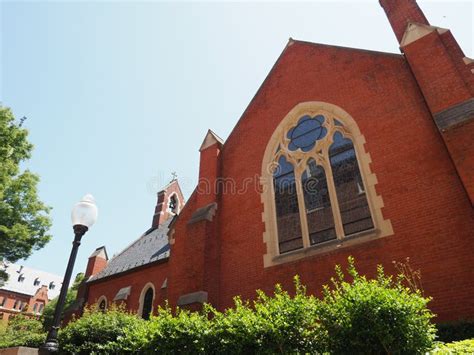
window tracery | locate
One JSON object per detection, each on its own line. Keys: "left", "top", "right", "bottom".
{"left": 261, "top": 102, "right": 393, "bottom": 267}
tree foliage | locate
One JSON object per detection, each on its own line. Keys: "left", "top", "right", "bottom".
{"left": 0, "top": 314, "right": 46, "bottom": 349}
{"left": 42, "top": 272, "right": 84, "bottom": 330}
{"left": 0, "top": 105, "right": 52, "bottom": 275}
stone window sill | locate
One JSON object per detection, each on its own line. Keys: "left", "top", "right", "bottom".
{"left": 271, "top": 228, "right": 384, "bottom": 266}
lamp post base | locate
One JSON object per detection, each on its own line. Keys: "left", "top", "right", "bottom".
{"left": 39, "top": 339, "right": 59, "bottom": 354}
{"left": 39, "top": 325, "right": 60, "bottom": 354}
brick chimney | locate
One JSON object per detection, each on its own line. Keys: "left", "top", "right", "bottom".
{"left": 151, "top": 179, "right": 185, "bottom": 228}
{"left": 85, "top": 246, "right": 108, "bottom": 278}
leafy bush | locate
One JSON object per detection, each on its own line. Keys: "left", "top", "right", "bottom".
{"left": 134, "top": 305, "right": 210, "bottom": 354}
{"left": 0, "top": 314, "right": 46, "bottom": 349}
{"left": 58, "top": 304, "right": 146, "bottom": 354}
{"left": 135, "top": 278, "right": 323, "bottom": 354}
{"left": 208, "top": 278, "right": 323, "bottom": 354}
{"left": 430, "top": 339, "right": 474, "bottom": 354}
{"left": 436, "top": 321, "right": 474, "bottom": 343}
{"left": 316, "top": 256, "right": 436, "bottom": 354}
{"left": 56, "top": 258, "right": 438, "bottom": 354}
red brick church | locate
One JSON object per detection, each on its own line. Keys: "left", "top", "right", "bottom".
{"left": 73, "top": 0, "right": 474, "bottom": 322}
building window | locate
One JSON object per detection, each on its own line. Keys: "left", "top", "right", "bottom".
{"left": 38, "top": 304, "right": 44, "bottom": 314}
{"left": 12, "top": 300, "right": 19, "bottom": 310}
{"left": 97, "top": 296, "right": 107, "bottom": 312}
{"left": 0, "top": 297, "right": 5, "bottom": 307}
{"left": 34, "top": 278, "right": 40, "bottom": 286}
{"left": 261, "top": 102, "right": 393, "bottom": 267}
{"left": 33, "top": 303, "right": 38, "bottom": 313}
{"left": 138, "top": 283, "right": 155, "bottom": 320}
{"left": 18, "top": 274, "right": 25, "bottom": 282}
{"left": 49, "top": 282, "right": 55, "bottom": 290}
{"left": 142, "top": 288, "right": 154, "bottom": 320}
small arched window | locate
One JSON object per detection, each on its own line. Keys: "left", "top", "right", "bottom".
{"left": 38, "top": 304, "right": 44, "bottom": 314}
{"left": 97, "top": 296, "right": 107, "bottom": 312}
{"left": 99, "top": 299, "right": 106, "bottom": 312}
{"left": 141, "top": 288, "right": 154, "bottom": 320}
{"left": 261, "top": 102, "right": 393, "bottom": 267}
{"left": 33, "top": 303, "right": 38, "bottom": 313}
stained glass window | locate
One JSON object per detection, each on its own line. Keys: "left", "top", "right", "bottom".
{"left": 273, "top": 155, "right": 303, "bottom": 253}
{"left": 329, "top": 132, "right": 374, "bottom": 235}
{"left": 268, "top": 110, "right": 376, "bottom": 258}
{"left": 302, "top": 159, "right": 337, "bottom": 245}
{"left": 287, "top": 115, "right": 327, "bottom": 152}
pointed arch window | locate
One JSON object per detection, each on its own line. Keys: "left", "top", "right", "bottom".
{"left": 97, "top": 296, "right": 107, "bottom": 312}
{"left": 142, "top": 288, "right": 154, "bottom": 320}
{"left": 138, "top": 283, "right": 155, "bottom": 321}
{"left": 262, "top": 102, "right": 393, "bottom": 266}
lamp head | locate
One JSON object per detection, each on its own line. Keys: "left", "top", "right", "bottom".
{"left": 71, "top": 194, "right": 98, "bottom": 228}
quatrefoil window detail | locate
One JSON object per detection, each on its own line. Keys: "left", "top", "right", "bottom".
{"left": 287, "top": 115, "right": 327, "bottom": 152}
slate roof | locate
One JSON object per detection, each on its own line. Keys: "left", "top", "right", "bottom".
{"left": 88, "top": 217, "right": 172, "bottom": 282}
{"left": 0, "top": 263, "right": 63, "bottom": 299}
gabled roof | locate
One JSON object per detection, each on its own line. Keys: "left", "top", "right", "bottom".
{"left": 223, "top": 38, "right": 403, "bottom": 146}
{"left": 88, "top": 217, "right": 172, "bottom": 282}
{"left": 199, "top": 129, "right": 224, "bottom": 151}
{"left": 0, "top": 263, "right": 63, "bottom": 299}
{"left": 89, "top": 246, "right": 108, "bottom": 260}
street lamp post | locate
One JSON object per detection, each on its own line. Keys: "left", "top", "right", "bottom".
{"left": 40, "top": 194, "right": 98, "bottom": 354}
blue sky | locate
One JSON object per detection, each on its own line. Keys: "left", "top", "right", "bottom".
{"left": 1, "top": 0, "right": 472, "bottom": 282}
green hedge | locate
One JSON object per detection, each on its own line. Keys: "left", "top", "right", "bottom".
{"left": 436, "top": 320, "right": 474, "bottom": 343}
{"left": 430, "top": 339, "right": 474, "bottom": 354}
{"left": 1, "top": 258, "right": 450, "bottom": 354}
{"left": 316, "top": 257, "right": 436, "bottom": 354}
{"left": 58, "top": 305, "right": 146, "bottom": 354}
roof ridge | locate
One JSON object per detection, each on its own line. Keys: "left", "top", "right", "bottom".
{"left": 291, "top": 38, "right": 403, "bottom": 58}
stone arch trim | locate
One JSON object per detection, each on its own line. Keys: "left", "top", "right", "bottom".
{"left": 260, "top": 101, "right": 393, "bottom": 267}
{"left": 96, "top": 295, "right": 107, "bottom": 310}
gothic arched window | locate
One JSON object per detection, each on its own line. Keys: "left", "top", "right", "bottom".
{"left": 141, "top": 288, "right": 154, "bottom": 320}
{"left": 97, "top": 296, "right": 107, "bottom": 312}
{"left": 262, "top": 102, "right": 393, "bottom": 267}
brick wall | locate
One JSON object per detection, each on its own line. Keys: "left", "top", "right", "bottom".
{"left": 86, "top": 262, "right": 169, "bottom": 316}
